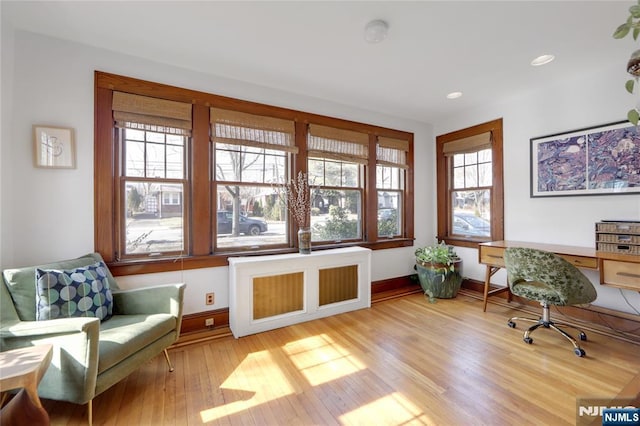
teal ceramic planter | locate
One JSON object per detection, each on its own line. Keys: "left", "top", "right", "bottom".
{"left": 415, "top": 259, "right": 462, "bottom": 303}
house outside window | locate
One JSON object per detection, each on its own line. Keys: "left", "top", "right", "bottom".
{"left": 436, "top": 119, "right": 504, "bottom": 248}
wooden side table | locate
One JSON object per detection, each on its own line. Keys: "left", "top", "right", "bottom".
{"left": 0, "top": 344, "right": 53, "bottom": 426}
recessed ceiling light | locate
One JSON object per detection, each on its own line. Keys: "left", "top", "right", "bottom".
{"left": 531, "top": 54, "right": 555, "bottom": 66}
{"left": 364, "top": 20, "right": 389, "bottom": 43}
{"left": 446, "top": 91, "right": 463, "bottom": 99}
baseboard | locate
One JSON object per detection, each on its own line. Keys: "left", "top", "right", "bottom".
{"left": 177, "top": 276, "right": 640, "bottom": 344}
{"left": 371, "top": 275, "right": 422, "bottom": 302}
{"left": 180, "top": 308, "right": 229, "bottom": 334}
{"left": 173, "top": 326, "right": 232, "bottom": 347}
{"left": 178, "top": 275, "right": 420, "bottom": 338}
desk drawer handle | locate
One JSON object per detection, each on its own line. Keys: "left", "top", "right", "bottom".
{"left": 617, "top": 272, "right": 640, "bottom": 279}
{"left": 487, "top": 254, "right": 503, "bottom": 259}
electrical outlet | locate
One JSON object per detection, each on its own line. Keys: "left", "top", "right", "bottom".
{"left": 205, "top": 292, "right": 214, "bottom": 305}
{"left": 205, "top": 318, "right": 214, "bottom": 327}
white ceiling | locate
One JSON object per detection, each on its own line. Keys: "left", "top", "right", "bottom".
{"left": 2, "top": 1, "right": 635, "bottom": 124}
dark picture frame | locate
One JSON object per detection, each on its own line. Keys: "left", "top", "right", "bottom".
{"left": 530, "top": 121, "right": 640, "bottom": 197}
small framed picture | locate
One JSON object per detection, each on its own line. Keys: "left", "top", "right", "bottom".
{"left": 33, "top": 125, "right": 76, "bottom": 169}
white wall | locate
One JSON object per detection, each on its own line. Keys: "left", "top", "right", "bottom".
{"left": 1, "top": 30, "right": 432, "bottom": 315}
{"left": 434, "top": 63, "right": 640, "bottom": 314}
{"left": 0, "top": 5, "right": 15, "bottom": 270}
{"left": 3, "top": 28, "right": 638, "bottom": 317}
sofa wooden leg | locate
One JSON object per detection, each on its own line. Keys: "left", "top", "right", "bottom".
{"left": 163, "top": 349, "right": 174, "bottom": 372}
{"left": 87, "top": 400, "right": 92, "bottom": 426}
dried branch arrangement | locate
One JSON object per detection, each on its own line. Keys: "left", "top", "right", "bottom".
{"left": 275, "top": 171, "right": 312, "bottom": 229}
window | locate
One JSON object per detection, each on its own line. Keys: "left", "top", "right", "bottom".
{"left": 436, "top": 119, "right": 504, "bottom": 248}
{"left": 376, "top": 136, "right": 409, "bottom": 238}
{"left": 162, "top": 191, "right": 181, "bottom": 205}
{"left": 307, "top": 124, "right": 367, "bottom": 243}
{"left": 113, "top": 92, "right": 191, "bottom": 259}
{"left": 95, "top": 72, "right": 414, "bottom": 274}
{"left": 211, "top": 108, "right": 296, "bottom": 251}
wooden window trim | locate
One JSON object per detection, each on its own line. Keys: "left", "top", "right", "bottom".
{"left": 95, "top": 71, "right": 415, "bottom": 276}
{"left": 436, "top": 118, "right": 504, "bottom": 249}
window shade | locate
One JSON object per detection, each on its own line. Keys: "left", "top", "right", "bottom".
{"left": 442, "top": 131, "right": 492, "bottom": 156}
{"left": 112, "top": 92, "right": 192, "bottom": 135}
{"left": 210, "top": 108, "right": 297, "bottom": 153}
{"left": 307, "top": 124, "right": 368, "bottom": 163}
{"left": 377, "top": 136, "right": 409, "bottom": 169}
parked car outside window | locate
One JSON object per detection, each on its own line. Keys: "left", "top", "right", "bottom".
{"left": 217, "top": 211, "right": 268, "bottom": 235}
{"left": 453, "top": 212, "right": 490, "bottom": 237}
{"left": 377, "top": 207, "right": 396, "bottom": 222}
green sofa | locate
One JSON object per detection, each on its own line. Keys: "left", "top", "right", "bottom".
{"left": 0, "top": 253, "right": 185, "bottom": 424}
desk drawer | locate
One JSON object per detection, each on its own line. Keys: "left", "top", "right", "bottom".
{"left": 479, "top": 246, "right": 505, "bottom": 267}
{"left": 561, "top": 255, "right": 598, "bottom": 270}
{"left": 602, "top": 259, "right": 640, "bottom": 291}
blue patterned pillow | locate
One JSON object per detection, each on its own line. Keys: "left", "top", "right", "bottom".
{"left": 35, "top": 261, "right": 113, "bottom": 321}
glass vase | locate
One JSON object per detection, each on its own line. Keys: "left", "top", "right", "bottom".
{"left": 298, "top": 227, "right": 311, "bottom": 254}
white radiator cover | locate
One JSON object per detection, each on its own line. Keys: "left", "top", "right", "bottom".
{"left": 228, "top": 246, "right": 372, "bottom": 338}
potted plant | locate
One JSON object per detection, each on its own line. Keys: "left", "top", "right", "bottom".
{"left": 414, "top": 240, "right": 463, "bottom": 303}
{"left": 613, "top": 0, "right": 640, "bottom": 124}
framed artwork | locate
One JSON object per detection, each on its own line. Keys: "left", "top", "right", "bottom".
{"left": 33, "top": 125, "right": 76, "bottom": 169}
{"left": 530, "top": 121, "right": 640, "bottom": 197}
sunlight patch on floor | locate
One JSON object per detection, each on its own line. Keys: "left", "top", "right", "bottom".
{"left": 283, "top": 333, "right": 365, "bottom": 386}
{"left": 200, "top": 349, "right": 296, "bottom": 422}
{"left": 200, "top": 399, "right": 250, "bottom": 423}
{"left": 200, "top": 334, "right": 370, "bottom": 422}
{"left": 339, "top": 391, "right": 431, "bottom": 424}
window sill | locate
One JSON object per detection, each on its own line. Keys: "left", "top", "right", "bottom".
{"left": 107, "top": 239, "right": 415, "bottom": 276}
{"left": 439, "top": 236, "right": 491, "bottom": 249}
{"left": 108, "top": 255, "right": 229, "bottom": 276}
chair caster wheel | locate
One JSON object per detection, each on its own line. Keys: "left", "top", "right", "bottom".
{"left": 523, "top": 337, "right": 533, "bottom": 344}
{"left": 579, "top": 332, "right": 587, "bottom": 341}
{"left": 507, "top": 321, "right": 516, "bottom": 328}
{"left": 574, "top": 348, "right": 585, "bottom": 357}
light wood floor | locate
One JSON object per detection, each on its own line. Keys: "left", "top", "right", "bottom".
{"left": 43, "top": 292, "right": 640, "bottom": 425}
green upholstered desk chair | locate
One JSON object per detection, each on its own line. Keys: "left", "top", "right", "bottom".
{"left": 503, "top": 247, "right": 597, "bottom": 357}
{"left": 1, "top": 253, "right": 185, "bottom": 425}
